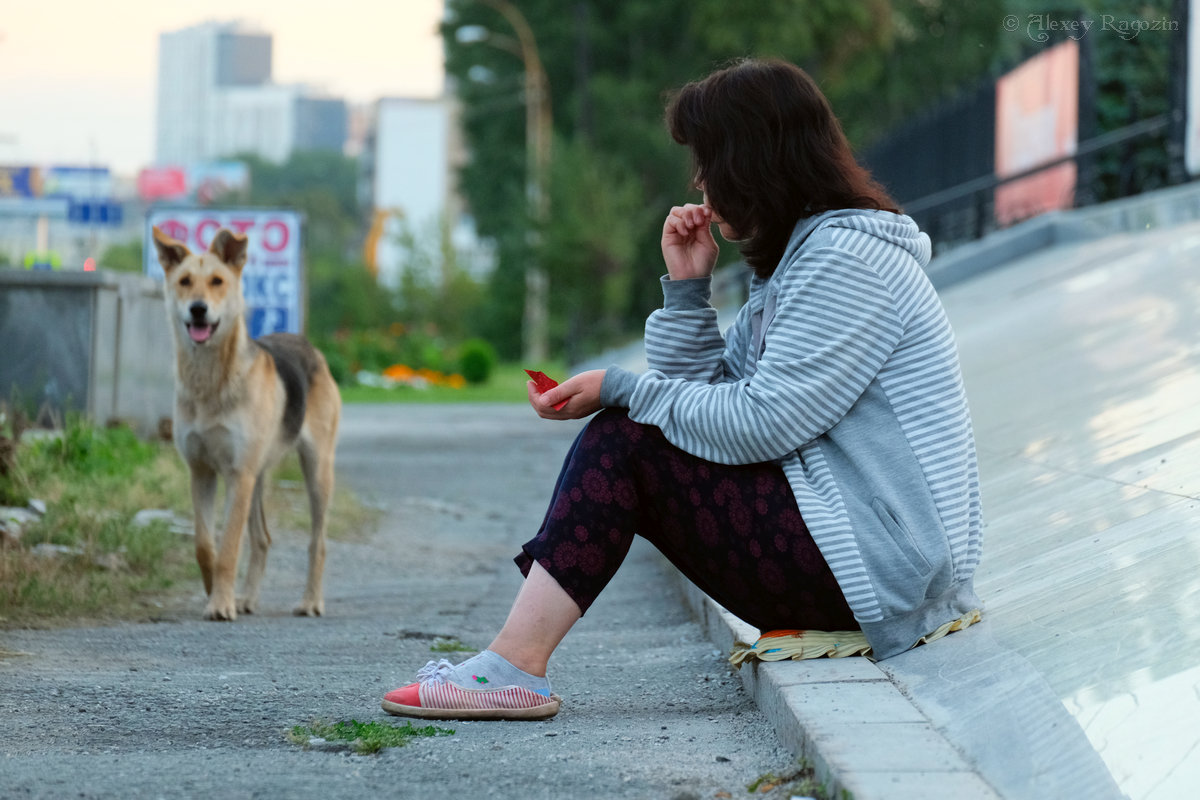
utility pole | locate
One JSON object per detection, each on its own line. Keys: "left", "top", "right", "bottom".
{"left": 477, "top": 0, "right": 552, "bottom": 363}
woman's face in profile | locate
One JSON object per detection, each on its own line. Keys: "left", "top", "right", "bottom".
{"left": 699, "top": 186, "right": 740, "bottom": 242}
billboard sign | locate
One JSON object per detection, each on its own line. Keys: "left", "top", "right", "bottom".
{"left": 138, "top": 167, "right": 188, "bottom": 202}
{"left": 144, "top": 208, "right": 304, "bottom": 339}
{"left": 189, "top": 161, "right": 250, "bottom": 204}
{"left": 137, "top": 162, "right": 250, "bottom": 204}
{"left": 994, "top": 40, "right": 1080, "bottom": 226}
{"left": 0, "top": 166, "right": 42, "bottom": 198}
{"left": 43, "top": 166, "right": 112, "bottom": 200}
{"left": 1, "top": 165, "right": 121, "bottom": 222}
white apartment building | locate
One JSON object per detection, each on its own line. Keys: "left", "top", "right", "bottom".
{"left": 211, "top": 84, "right": 297, "bottom": 164}
{"left": 155, "top": 21, "right": 345, "bottom": 166}
{"left": 361, "top": 96, "right": 494, "bottom": 288}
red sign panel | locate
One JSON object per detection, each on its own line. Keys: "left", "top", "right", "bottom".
{"left": 994, "top": 40, "right": 1080, "bottom": 227}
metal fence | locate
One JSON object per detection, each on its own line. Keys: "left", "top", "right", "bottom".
{"left": 861, "top": 16, "right": 1190, "bottom": 252}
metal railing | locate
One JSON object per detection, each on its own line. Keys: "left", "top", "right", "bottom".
{"left": 904, "top": 113, "right": 1175, "bottom": 248}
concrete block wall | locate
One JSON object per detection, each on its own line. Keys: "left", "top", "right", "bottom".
{"left": 0, "top": 269, "right": 173, "bottom": 435}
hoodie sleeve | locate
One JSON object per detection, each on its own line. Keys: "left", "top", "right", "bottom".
{"left": 625, "top": 247, "right": 904, "bottom": 465}
{"left": 639, "top": 275, "right": 748, "bottom": 383}
{"left": 601, "top": 275, "right": 751, "bottom": 409}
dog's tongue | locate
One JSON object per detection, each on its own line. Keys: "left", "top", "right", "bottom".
{"left": 188, "top": 324, "right": 213, "bottom": 343}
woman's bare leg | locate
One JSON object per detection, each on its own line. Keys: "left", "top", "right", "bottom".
{"left": 487, "top": 560, "right": 582, "bottom": 677}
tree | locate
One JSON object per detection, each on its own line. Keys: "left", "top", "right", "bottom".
{"left": 443, "top": 0, "right": 1025, "bottom": 360}
{"left": 97, "top": 239, "right": 143, "bottom": 273}
{"left": 232, "top": 151, "right": 362, "bottom": 260}
{"left": 225, "top": 151, "right": 385, "bottom": 341}
{"left": 541, "top": 137, "right": 647, "bottom": 364}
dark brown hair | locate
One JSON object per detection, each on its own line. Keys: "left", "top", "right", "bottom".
{"left": 667, "top": 58, "right": 899, "bottom": 278}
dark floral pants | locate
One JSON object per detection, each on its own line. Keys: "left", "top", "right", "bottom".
{"left": 516, "top": 409, "right": 858, "bottom": 632}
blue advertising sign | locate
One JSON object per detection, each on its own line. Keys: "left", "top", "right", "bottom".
{"left": 0, "top": 166, "right": 41, "bottom": 198}
{"left": 144, "top": 208, "right": 304, "bottom": 338}
{"left": 69, "top": 200, "right": 124, "bottom": 226}
{"left": 44, "top": 166, "right": 112, "bottom": 200}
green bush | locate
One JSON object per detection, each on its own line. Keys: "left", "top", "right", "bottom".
{"left": 315, "top": 326, "right": 464, "bottom": 386}
{"left": 458, "top": 339, "right": 498, "bottom": 385}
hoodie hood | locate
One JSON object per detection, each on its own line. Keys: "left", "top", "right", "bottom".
{"left": 781, "top": 209, "right": 931, "bottom": 271}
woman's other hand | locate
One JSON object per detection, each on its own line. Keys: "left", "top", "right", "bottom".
{"left": 529, "top": 369, "right": 605, "bottom": 420}
{"left": 662, "top": 203, "right": 719, "bottom": 280}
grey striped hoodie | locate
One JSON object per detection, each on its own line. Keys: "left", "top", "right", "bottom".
{"left": 600, "top": 209, "right": 983, "bottom": 660}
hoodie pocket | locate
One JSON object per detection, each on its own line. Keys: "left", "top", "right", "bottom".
{"left": 871, "top": 497, "right": 932, "bottom": 576}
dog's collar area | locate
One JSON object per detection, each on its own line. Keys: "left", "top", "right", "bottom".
{"left": 186, "top": 321, "right": 219, "bottom": 344}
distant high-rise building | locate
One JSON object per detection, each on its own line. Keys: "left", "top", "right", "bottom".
{"left": 214, "top": 28, "right": 272, "bottom": 87}
{"left": 294, "top": 96, "right": 349, "bottom": 154}
{"left": 155, "top": 20, "right": 346, "bottom": 167}
{"left": 155, "top": 21, "right": 272, "bottom": 165}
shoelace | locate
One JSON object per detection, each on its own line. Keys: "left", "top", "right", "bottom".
{"left": 415, "top": 658, "right": 456, "bottom": 685}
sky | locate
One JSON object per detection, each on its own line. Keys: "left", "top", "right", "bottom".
{"left": 0, "top": 0, "right": 445, "bottom": 176}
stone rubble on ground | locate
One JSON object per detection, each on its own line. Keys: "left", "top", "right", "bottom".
{"left": 131, "top": 508, "right": 193, "bottom": 536}
{"left": 0, "top": 501, "right": 46, "bottom": 547}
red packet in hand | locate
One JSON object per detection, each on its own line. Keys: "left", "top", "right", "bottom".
{"left": 525, "top": 369, "right": 568, "bottom": 410}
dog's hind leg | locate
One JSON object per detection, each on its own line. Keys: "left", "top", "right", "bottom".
{"left": 294, "top": 436, "right": 333, "bottom": 616}
{"left": 205, "top": 471, "right": 256, "bottom": 621}
{"left": 237, "top": 476, "right": 272, "bottom": 615}
{"left": 189, "top": 462, "right": 219, "bottom": 596}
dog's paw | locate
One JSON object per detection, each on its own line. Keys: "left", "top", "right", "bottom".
{"left": 236, "top": 597, "right": 257, "bottom": 615}
{"left": 293, "top": 599, "right": 324, "bottom": 617}
{"left": 203, "top": 598, "right": 238, "bottom": 621}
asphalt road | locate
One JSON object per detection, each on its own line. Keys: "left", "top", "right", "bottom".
{"left": 0, "top": 403, "right": 802, "bottom": 799}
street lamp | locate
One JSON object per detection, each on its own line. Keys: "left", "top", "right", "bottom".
{"left": 458, "top": 0, "right": 552, "bottom": 362}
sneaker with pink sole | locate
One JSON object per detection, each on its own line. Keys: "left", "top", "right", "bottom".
{"left": 381, "top": 659, "right": 562, "bottom": 721}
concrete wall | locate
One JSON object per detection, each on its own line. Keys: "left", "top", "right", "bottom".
{"left": 0, "top": 269, "right": 173, "bottom": 435}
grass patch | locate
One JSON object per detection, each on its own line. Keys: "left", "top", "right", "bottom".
{"left": 0, "top": 417, "right": 379, "bottom": 627}
{"left": 0, "top": 420, "right": 196, "bottom": 625}
{"left": 746, "top": 760, "right": 842, "bottom": 798}
{"left": 287, "top": 719, "right": 454, "bottom": 754}
{"left": 430, "top": 636, "right": 473, "bottom": 653}
{"left": 339, "top": 361, "right": 567, "bottom": 405}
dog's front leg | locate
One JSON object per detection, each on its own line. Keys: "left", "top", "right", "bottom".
{"left": 189, "top": 463, "right": 219, "bottom": 595}
{"left": 237, "top": 477, "right": 271, "bottom": 615}
{"left": 205, "top": 471, "right": 256, "bottom": 621}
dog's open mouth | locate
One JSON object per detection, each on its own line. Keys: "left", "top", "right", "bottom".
{"left": 187, "top": 322, "right": 218, "bottom": 343}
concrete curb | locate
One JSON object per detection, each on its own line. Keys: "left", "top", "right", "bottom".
{"left": 678, "top": 579, "right": 1002, "bottom": 800}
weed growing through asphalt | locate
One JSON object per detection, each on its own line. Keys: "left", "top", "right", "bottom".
{"left": 430, "top": 636, "right": 473, "bottom": 652}
{"left": 745, "top": 759, "right": 843, "bottom": 798}
{"left": 288, "top": 719, "right": 455, "bottom": 754}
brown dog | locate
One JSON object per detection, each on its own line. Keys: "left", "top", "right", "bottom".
{"left": 153, "top": 226, "right": 341, "bottom": 620}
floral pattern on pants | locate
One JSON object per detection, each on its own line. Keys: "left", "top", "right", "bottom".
{"left": 516, "top": 409, "right": 857, "bottom": 632}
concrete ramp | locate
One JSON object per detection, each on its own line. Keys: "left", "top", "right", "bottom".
{"left": 678, "top": 217, "right": 1200, "bottom": 799}
{"left": 937, "top": 219, "right": 1200, "bottom": 799}
{"left": 585, "top": 206, "right": 1200, "bottom": 797}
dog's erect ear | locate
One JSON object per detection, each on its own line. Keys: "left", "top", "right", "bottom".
{"left": 208, "top": 228, "right": 249, "bottom": 271}
{"left": 152, "top": 226, "right": 191, "bottom": 273}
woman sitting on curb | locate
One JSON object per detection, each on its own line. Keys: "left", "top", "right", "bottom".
{"left": 382, "top": 57, "right": 983, "bottom": 721}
